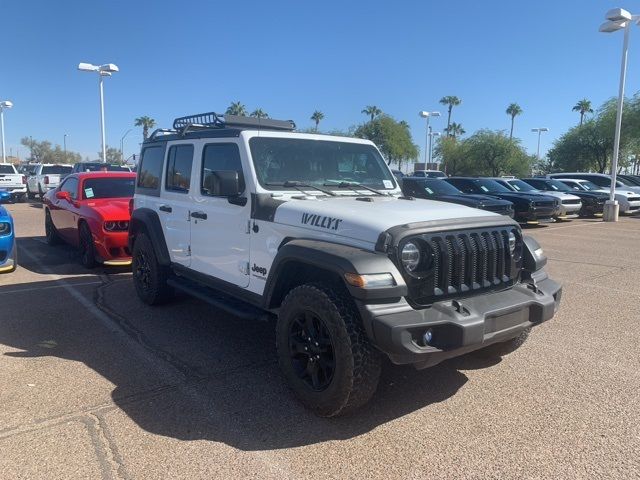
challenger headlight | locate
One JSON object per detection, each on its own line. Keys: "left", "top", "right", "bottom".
{"left": 104, "top": 221, "right": 129, "bottom": 232}
{"left": 104, "top": 221, "right": 116, "bottom": 231}
{"left": 401, "top": 242, "right": 421, "bottom": 272}
{"left": 0, "top": 222, "right": 10, "bottom": 235}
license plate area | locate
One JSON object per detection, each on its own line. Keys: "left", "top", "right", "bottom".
{"left": 486, "top": 307, "right": 529, "bottom": 333}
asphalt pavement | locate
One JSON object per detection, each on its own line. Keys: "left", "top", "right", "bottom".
{"left": 1, "top": 201, "right": 639, "bottom": 479}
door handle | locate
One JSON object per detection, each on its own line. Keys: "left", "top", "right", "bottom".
{"left": 191, "top": 211, "right": 207, "bottom": 220}
{"left": 159, "top": 205, "right": 172, "bottom": 213}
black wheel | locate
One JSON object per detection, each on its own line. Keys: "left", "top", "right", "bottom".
{"left": 474, "top": 328, "right": 531, "bottom": 358}
{"left": 132, "top": 233, "right": 173, "bottom": 305}
{"left": 276, "top": 283, "right": 381, "bottom": 417}
{"left": 17, "top": 194, "right": 26, "bottom": 203}
{"left": 27, "top": 187, "right": 35, "bottom": 200}
{"left": 78, "top": 222, "right": 97, "bottom": 269}
{"left": 38, "top": 185, "right": 45, "bottom": 200}
{"left": 44, "top": 210, "right": 61, "bottom": 246}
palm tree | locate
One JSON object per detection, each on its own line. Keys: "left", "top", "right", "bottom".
{"left": 439, "top": 96, "right": 462, "bottom": 136}
{"left": 311, "top": 110, "right": 324, "bottom": 131}
{"left": 226, "top": 101, "right": 247, "bottom": 116}
{"left": 361, "top": 105, "right": 382, "bottom": 122}
{"left": 250, "top": 108, "right": 269, "bottom": 119}
{"left": 134, "top": 116, "right": 156, "bottom": 140}
{"left": 447, "top": 122, "right": 465, "bottom": 139}
{"left": 506, "top": 103, "right": 523, "bottom": 139}
{"left": 572, "top": 99, "right": 593, "bottom": 126}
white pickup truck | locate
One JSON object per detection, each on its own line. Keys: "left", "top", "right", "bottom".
{"left": 0, "top": 163, "right": 27, "bottom": 202}
{"left": 26, "top": 164, "right": 73, "bottom": 199}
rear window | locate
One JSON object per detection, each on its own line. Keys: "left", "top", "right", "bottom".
{"left": 0, "top": 165, "right": 16, "bottom": 174}
{"left": 82, "top": 177, "right": 135, "bottom": 200}
{"left": 42, "top": 165, "right": 73, "bottom": 175}
{"left": 77, "top": 163, "right": 131, "bottom": 172}
{"left": 137, "top": 146, "right": 166, "bottom": 193}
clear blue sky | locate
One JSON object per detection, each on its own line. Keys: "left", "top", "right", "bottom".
{"left": 1, "top": 0, "right": 637, "bottom": 162}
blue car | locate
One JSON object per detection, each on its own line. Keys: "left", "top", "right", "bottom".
{"left": 0, "top": 205, "right": 16, "bottom": 273}
{"left": 0, "top": 189, "right": 10, "bottom": 203}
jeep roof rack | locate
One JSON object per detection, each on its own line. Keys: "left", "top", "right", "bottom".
{"left": 172, "top": 112, "right": 296, "bottom": 132}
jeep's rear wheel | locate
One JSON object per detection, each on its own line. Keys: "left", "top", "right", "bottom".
{"left": 474, "top": 327, "right": 531, "bottom": 358}
{"left": 132, "top": 233, "right": 173, "bottom": 305}
{"left": 276, "top": 283, "right": 381, "bottom": 417}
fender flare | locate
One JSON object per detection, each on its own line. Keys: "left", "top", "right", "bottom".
{"left": 128, "top": 208, "right": 171, "bottom": 266}
{"left": 263, "top": 238, "right": 407, "bottom": 307}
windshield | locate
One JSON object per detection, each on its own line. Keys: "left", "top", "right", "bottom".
{"left": 249, "top": 137, "right": 396, "bottom": 191}
{"left": 545, "top": 179, "right": 571, "bottom": 192}
{"left": 78, "top": 164, "right": 130, "bottom": 172}
{"left": 0, "top": 165, "right": 16, "bottom": 174}
{"left": 81, "top": 177, "right": 135, "bottom": 200}
{"left": 470, "top": 179, "right": 511, "bottom": 193}
{"left": 42, "top": 165, "right": 73, "bottom": 175}
{"left": 413, "top": 179, "right": 461, "bottom": 196}
{"left": 508, "top": 179, "right": 538, "bottom": 192}
{"left": 577, "top": 181, "right": 600, "bottom": 191}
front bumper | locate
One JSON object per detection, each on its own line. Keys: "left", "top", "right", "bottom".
{"left": 0, "top": 237, "right": 17, "bottom": 273}
{"left": 620, "top": 201, "right": 640, "bottom": 213}
{"left": 558, "top": 202, "right": 582, "bottom": 216}
{"left": 94, "top": 230, "right": 132, "bottom": 265}
{"left": 356, "top": 273, "right": 561, "bottom": 368}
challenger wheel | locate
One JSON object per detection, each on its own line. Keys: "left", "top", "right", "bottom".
{"left": 131, "top": 233, "right": 173, "bottom": 305}
{"left": 44, "top": 210, "right": 61, "bottom": 246}
{"left": 79, "top": 222, "right": 97, "bottom": 269}
{"left": 276, "top": 283, "right": 381, "bottom": 417}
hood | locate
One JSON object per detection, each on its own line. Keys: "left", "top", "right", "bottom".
{"left": 84, "top": 198, "right": 131, "bottom": 220}
{"left": 594, "top": 188, "right": 638, "bottom": 198}
{"left": 437, "top": 194, "right": 511, "bottom": 208}
{"left": 272, "top": 195, "right": 501, "bottom": 245}
{"left": 486, "top": 192, "right": 552, "bottom": 202}
{"left": 541, "top": 191, "right": 581, "bottom": 201}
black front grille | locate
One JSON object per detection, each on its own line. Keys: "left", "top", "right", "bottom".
{"left": 562, "top": 199, "right": 581, "bottom": 205}
{"left": 403, "top": 227, "right": 522, "bottom": 306}
{"left": 534, "top": 200, "right": 555, "bottom": 208}
{"left": 483, "top": 204, "right": 513, "bottom": 216}
{"left": 628, "top": 197, "right": 640, "bottom": 202}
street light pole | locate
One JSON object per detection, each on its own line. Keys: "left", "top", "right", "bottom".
{"left": 0, "top": 101, "right": 14, "bottom": 163}
{"left": 599, "top": 8, "right": 639, "bottom": 221}
{"left": 419, "top": 111, "right": 441, "bottom": 165}
{"left": 531, "top": 127, "right": 549, "bottom": 161}
{"left": 429, "top": 131, "right": 441, "bottom": 168}
{"left": 120, "top": 129, "right": 132, "bottom": 162}
{"left": 63, "top": 134, "right": 68, "bottom": 158}
{"left": 78, "top": 62, "right": 119, "bottom": 164}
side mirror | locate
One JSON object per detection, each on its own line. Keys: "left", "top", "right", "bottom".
{"left": 56, "top": 191, "right": 71, "bottom": 201}
{"left": 210, "top": 171, "right": 242, "bottom": 197}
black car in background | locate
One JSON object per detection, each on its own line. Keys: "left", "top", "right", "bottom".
{"left": 401, "top": 177, "right": 514, "bottom": 217}
{"left": 72, "top": 162, "right": 132, "bottom": 173}
{"left": 617, "top": 174, "right": 640, "bottom": 186}
{"left": 521, "top": 178, "right": 607, "bottom": 217}
{"left": 444, "top": 177, "right": 557, "bottom": 224}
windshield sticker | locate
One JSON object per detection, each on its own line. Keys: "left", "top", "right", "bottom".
{"left": 301, "top": 213, "right": 343, "bottom": 230}
{"left": 84, "top": 188, "right": 94, "bottom": 198}
{"left": 383, "top": 180, "right": 393, "bottom": 189}
{"left": 425, "top": 187, "right": 434, "bottom": 194}
{"left": 480, "top": 186, "right": 489, "bottom": 192}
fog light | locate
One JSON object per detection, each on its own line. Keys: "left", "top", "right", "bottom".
{"left": 423, "top": 329, "right": 433, "bottom": 345}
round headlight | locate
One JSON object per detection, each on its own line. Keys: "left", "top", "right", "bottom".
{"left": 104, "top": 221, "right": 116, "bottom": 231}
{"left": 508, "top": 231, "right": 516, "bottom": 254}
{"left": 0, "top": 222, "right": 10, "bottom": 235}
{"left": 401, "top": 242, "right": 421, "bottom": 272}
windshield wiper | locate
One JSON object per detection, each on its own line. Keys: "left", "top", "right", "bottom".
{"left": 265, "top": 180, "right": 336, "bottom": 196}
{"left": 323, "top": 180, "right": 387, "bottom": 196}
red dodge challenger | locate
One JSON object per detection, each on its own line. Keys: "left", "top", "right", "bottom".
{"left": 43, "top": 172, "right": 136, "bottom": 268}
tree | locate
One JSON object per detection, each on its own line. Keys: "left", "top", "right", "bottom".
{"left": 134, "top": 116, "right": 156, "bottom": 140}
{"left": 361, "top": 105, "right": 382, "bottom": 122}
{"left": 250, "top": 108, "right": 269, "bottom": 118}
{"left": 311, "top": 110, "right": 324, "bottom": 131}
{"left": 354, "top": 115, "right": 418, "bottom": 169}
{"left": 506, "top": 103, "right": 523, "bottom": 139}
{"left": 547, "top": 120, "right": 612, "bottom": 173}
{"left": 446, "top": 122, "right": 466, "bottom": 139}
{"left": 20, "top": 137, "right": 81, "bottom": 164}
{"left": 226, "top": 102, "right": 247, "bottom": 116}
{"left": 97, "top": 147, "right": 123, "bottom": 163}
{"left": 439, "top": 96, "right": 462, "bottom": 136}
{"left": 572, "top": 99, "right": 593, "bottom": 126}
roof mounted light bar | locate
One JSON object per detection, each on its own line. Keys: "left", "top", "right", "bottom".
{"left": 172, "top": 111, "right": 296, "bottom": 133}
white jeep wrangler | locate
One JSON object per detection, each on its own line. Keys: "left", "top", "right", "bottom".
{"left": 129, "top": 112, "right": 562, "bottom": 416}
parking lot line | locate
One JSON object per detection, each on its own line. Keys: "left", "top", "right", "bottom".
{"left": 0, "top": 281, "right": 103, "bottom": 295}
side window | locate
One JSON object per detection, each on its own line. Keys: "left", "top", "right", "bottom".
{"left": 137, "top": 145, "right": 165, "bottom": 194}
{"left": 452, "top": 180, "right": 472, "bottom": 193}
{"left": 165, "top": 144, "right": 194, "bottom": 193}
{"left": 201, "top": 143, "right": 245, "bottom": 196}
{"left": 60, "top": 177, "right": 79, "bottom": 200}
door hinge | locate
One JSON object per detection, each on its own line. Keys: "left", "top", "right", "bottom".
{"left": 246, "top": 220, "right": 251, "bottom": 234}
{"left": 187, "top": 210, "right": 191, "bottom": 222}
{"left": 187, "top": 245, "right": 191, "bottom": 257}
{"left": 239, "top": 261, "right": 250, "bottom": 275}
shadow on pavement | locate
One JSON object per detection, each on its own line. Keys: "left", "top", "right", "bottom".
{"left": 0, "top": 270, "right": 472, "bottom": 451}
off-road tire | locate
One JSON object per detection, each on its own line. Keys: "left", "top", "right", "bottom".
{"left": 276, "top": 283, "right": 381, "bottom": 417}
{"left": 474, "top": 327, "right": 531, "bottom": 358}
{"left": 44, "top": 210, "right": 61, "bottom": 246}
{"left": 131, "top": 233, "right": 174, "bottom": 305}
{"left": 79, "top": 222, "right": 97, "bottom": 269}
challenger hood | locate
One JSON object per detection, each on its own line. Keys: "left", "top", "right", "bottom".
{"left": 272, "top": 195, "right": 502, "bottom": 245}
{"left": 84, "top": 199, "right": 131, "bottom": 219}
{"left": 439, "top": 194, "right": 511, "bottom": 207}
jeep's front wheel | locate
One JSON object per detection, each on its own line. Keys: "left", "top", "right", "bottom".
{"left": 132, "top": 233, "right": 173, "bottom": 305}
{"left": 276, "top": 283, "right": 381, "bottom": 417}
